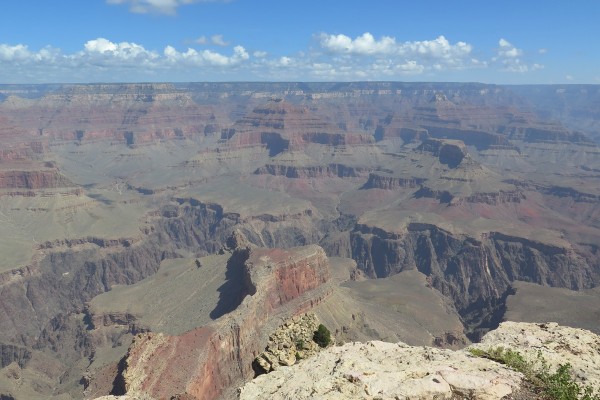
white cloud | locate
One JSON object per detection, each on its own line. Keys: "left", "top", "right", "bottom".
{"left": 320, "top": 33, "right": 472, "bottom": 59}
{"left": 320, "top": 32, "right": 397, "bottom": 55}
{"left": 401, "top": 36, "right": 472, "bottom": 61}
{"left": 164, "top": 44, "right": 248, "bottom": 66}
{"left": 498, "top": 38, "right": 522, "bottom": 58}
{"left": 194, "top": 34, "right": 230, "bottom": 46}
{"left": 106, "top": 0, "right": 227, "bottom": 15}
{"left": 0, "top": 33, "right": 547, "bottom": 82}
{"left": 538, "top": 48, "right": 548, "bottom": 55}
{"left": 0, "top": 44, "right": 32, "bottom": 62}
{"left": 566, "top": 74, "right": 574, "bottom": 81}
{"left": 494, "top": 38, "right": 543, "bottom": 73}
{"left": 318, "top": 33, "right": 477, "bottom": 71}
{"left": 210, "top": 34, "right": 229, "bottom": 46}
{"left": 81, "top": 38, "right": 160, "bottom": 67}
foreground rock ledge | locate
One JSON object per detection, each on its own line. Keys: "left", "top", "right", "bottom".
{"left": 239, "top": 321, "right": 600, "bottom": 400}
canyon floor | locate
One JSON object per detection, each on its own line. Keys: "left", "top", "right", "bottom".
{"left": 0, "top": 82, "right": 599, "bottom": 399}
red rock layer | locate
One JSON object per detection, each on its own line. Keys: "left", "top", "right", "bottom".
{"left": 224, "top": 100, "right": 373, "bottom": 154}
{"left": 120, "top": 245, "right": 331, "bottom": 399}
{"left": 0, "top": 170, "right": 74, "bottom": 189}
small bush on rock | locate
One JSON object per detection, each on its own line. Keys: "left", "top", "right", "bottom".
{"left": 469, "top": 347, "right": 600, "bottom": 400}
{"left": 313, "top": 324, "right": 331, "bottom": 348}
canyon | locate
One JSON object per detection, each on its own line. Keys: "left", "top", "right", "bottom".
{"left": 0, "top": 82, "right": 599, "bottom": 399}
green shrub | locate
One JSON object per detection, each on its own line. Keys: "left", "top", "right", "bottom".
{"left": 469, "top": 347, "right": 600, "bottom": 400}
{"left": 313, "top": 324, "right": 331, "bottom": 348}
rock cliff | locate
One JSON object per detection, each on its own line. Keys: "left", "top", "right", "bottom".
{"left": 350, "top": 222, "right": 598, "bottom": 339}
{"left": 113, "top": 244, "right": 331, "bottom": 400}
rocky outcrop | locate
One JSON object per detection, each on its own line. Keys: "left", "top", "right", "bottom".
{"left": 254, "top": 163, "right": 370, "bottom": 179}
{"left": 461, "top": 190, "right": 525, "bottom": 205}
{"left": 0, "top": 170, "right": 74, "bottom": 189}
{"left": 473, "top": 321, "right": 600, "bottom": 388}
{"left": 115, "top": 245, "right": 331, "bottom": 400}
{"left": 424, "top": 125, "right": 509, "bottom": 150}
{"left": 254, "top": 313, "right": 321, "bottom": 373}
{"left": 415, "top": 186, "right": 525, "bottom": 205}
{"left": 0, "top": 344, "right": 31, "bottom": 369}
{"left": 361, "top": 173, "right": 426, "bottom": 190}
{"left": 240, "top": 341, "right": 522, "bottom": 399}
{"left": 239, "top": 321, "right": 600, "bottom": 400}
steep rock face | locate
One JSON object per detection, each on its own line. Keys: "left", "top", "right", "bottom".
{"left": 254, "top": 163, "right": 370, "bottom": 179}
{"left": 239, "top": 321, "right": 600, "bottom": 400}
{"left": 350, "top": 223, "right": 598, "bottom": 337}
{"left": 361, "top": 173, "right": 426, "bottom": 190}
{"left": 0, "top": 194, "right": 331, "bottom": 348}
{"left": 117, "top": 245, "right": 331, "bottom": 400}
{"left": 0, "top": 344, "right": 31, "bottom": 369}
{"left": 0, "top": 170, "right": 74, "bottom": 190}
{"left": 224, "top": 100, "right": 373, "bottom": 155}
{"left": 415, "top": 187, "right": 525, "bottom": 205}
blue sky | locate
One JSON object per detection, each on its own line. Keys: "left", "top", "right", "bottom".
{"left": 0, "top": 0, "right": 598, "bottom": 84}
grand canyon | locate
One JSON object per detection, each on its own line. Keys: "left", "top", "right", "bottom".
{"left": 1, "top": 82, "right": 600, "bottom": 399}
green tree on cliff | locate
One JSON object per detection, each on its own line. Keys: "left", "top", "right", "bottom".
{"left": 313, "top": 324, "right": 331, "bottom": 348}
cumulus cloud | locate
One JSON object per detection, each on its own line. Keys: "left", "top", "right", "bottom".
{"left": 320, "top": 32, "right": 397, "bottom": 55}
{"left": 497, "top": 38, "right": 522, "bottom": 58}
{"left": 0, "top": 44, "right": 33, "bottom": 62}
{"left": 320, "top": 33, "right": 472, "bottom": 59}
{"left": 494, "top": 38, "right": 543, "bottom": 73}
{"left": 106, "top": 0, "right": 226, "bottom": 15}
{"left": 83, "top": 38, "right": 160, "bottom": 64}
{"left": 318, "top": 32, "right": 477, "bottom": 71}
{"left": 164, "top": 44, "right": 248, "bottom": 66}
{"left": 0, "top": 33, "right": 546, "bottom": 82}
{"left": 0, "top": 38, "right": 253, "bottom": 82}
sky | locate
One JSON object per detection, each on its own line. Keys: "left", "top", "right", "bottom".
{"left": 1, "top": 0, "right": 599, "bottom": 84}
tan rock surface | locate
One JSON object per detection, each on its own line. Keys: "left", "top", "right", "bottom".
{"left": 240, "top": 321, "right": 600, "bottom": 400}
{"left": 239, "top": 340, "right": 522, "bottom": 400}
{"left": 471, "top": 321, "right": 600, "bottom": 389}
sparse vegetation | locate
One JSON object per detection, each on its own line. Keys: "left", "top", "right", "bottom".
{"left": 313, "top": 324, "right": 332, "bottom": 348}
{"left": 469, "top": 347, "right": 600, "bottom": 400}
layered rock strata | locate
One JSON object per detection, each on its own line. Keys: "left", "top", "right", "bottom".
{"left": 350, "top": 222, "right": 598, "bottom": 338}
{"left": 114, "top": 245, "right": 331, "bottom": 400}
